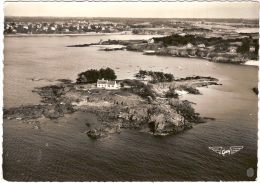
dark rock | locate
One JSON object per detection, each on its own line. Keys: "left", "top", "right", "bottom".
{"left": 252, "top": 87, "right": 258, "bottom": 95}
{"left": 203, "top": 117, "right": 216, "bottom": 121}
{"left": 86, "top": 129, "right": 108, "bottom": 139}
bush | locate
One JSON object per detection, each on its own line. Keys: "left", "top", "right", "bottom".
{"left": 170, "top": 100, "right": 203, "bottom": 123}
{"left": 121, "top": 79, "right": 156, "bottom": 99}
{"left": 165, "top": 87, "right": 178, "bottom": 98}
{"left": 134, "top": 70, "right": 174, "bottom": 83}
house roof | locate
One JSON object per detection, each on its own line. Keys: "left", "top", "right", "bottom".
{"left": 107, "top": 81, "right": 117, "bottom": 85}
{"left": 97, "top": 79, "right": 108, "bottom": 84}
{"left": 229, "top": 46, "right": 238, "bottom": 49}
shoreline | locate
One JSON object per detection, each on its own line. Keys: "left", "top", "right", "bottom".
{"left": 67, "top": 37, "right": 259, "bottom": 66}
{"left": 4, "top": 32, "right": 132, "bottom": 37}
{"left": 3, "top": 76, "right": 219, "bottom": 138}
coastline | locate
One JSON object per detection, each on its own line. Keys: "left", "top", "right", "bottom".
{"left": 3, "top": 76, "right": 219, "bottom": 138}
{"left": 4, "top": 31, "right": 132, "bottom": 37}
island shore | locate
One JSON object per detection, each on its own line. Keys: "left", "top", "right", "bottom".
{"left": 3, "top": 76, "right": 219, "bottom": 139}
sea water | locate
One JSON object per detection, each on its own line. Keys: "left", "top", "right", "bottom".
{"left": 3, "top": 35, "right": 258, "bottom": 181}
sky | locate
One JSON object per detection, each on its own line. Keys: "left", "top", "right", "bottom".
{"left": 3, "top": 1, "right": 259, "bottom": 19}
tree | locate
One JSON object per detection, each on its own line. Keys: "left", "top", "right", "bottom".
{"left": 101, "top": 67, "right": 117, "bottom": 80}
{"left": 134, "top": 70, "right": 148, "bottom": 80}
{"left": 134, "top": 70, "right": 174, "bottom": 83}
{"left": 76, "top": 67, "right": 117, "bottom": 84}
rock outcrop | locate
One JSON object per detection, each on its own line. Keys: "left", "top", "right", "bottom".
{"left": 252, "top": 87, "right": 258, "bottom": 95}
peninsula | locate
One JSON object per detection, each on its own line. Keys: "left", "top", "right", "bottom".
{"left": 68, "top": 33, "right": 259, "bottom": 64}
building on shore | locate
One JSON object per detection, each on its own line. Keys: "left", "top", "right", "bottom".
{"left": 97, "top": 79, "right": 119, "bottom": 89}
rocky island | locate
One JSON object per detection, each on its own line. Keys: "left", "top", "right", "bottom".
{"left": 3, "top": 69, "right": 220, "bottom": 139}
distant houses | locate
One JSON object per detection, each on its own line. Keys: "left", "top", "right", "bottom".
{"left": 178, "top": 33, "right": 186, "bottom": 37}
{"left": 97, "top": 79, "right": 119, "bottom": 89}
{"left": 249, "top": 46, "right": 255, "bottom": 52}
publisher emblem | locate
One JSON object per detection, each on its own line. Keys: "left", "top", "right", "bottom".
{"left": 209, "top": 146, "right": 243, "bottom": 156}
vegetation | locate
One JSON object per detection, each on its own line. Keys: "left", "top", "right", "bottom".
{"left": 237, "top": 37, "right": 259, "bottom": 55}
{"left": 183, "top": 28, "right": 213, "bottom": 33}
{"left": 153, "top": 34, "right": 225, "bottom": 47}
{"left": 121, "top": 79, "right": 156, "bottom": 99}
{"left": 76, "top": 67, "right": 117, "bottom": 84}
{"left": 170, "top": 100, "right": 204, "bottom": 123}
{"left": 165, "top": 87, "right": 179, "bottom": 98}
{"left": 213, "top": 42, "right": 231, "bottom": 52}
{"left": 178, "top": 85, "right": 200, "bottom": 94}
{"left": 152, "top": 34, "right": 259, "bottom": 61}
{"left": 153, "top": 34, "right": 258, "bottom": 51}
{"left": 134, "top": 70, "right": 174, "bottom": 83}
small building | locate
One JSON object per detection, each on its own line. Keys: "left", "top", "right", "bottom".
{"left": 249, "top": 46, "right": 255, "bottom": 52}
{"left": 148, "top": 38, "right": 154, "bottom": 44}
{"left": 198, "top": 44, "right": 206, "bottom": 48}
{"left": 97, "top": 79, "right": 119, "bottom": 90}
{"left": 179, "top": 33, "right": 186, "bottom": 37}
{"left": 106, "top": 80, "right": 119, "bottom": 89}
{"left": 186, "top": 42, "right": 193, "bottom": 48}
{"left": 229, "top": 46, "right": 237, "bottom": 53}
{"left": 97, "top": 79, "right": 107, "bottom": 88}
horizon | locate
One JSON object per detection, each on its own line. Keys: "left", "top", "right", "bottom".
{"left": 4, "top": 16, "right": 259, "bottom": 20}
{"left": 4, "top": 2, "right": 259, "bottom": 19}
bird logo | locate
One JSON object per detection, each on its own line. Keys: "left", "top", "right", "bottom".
{"left": 209, "top": 146, "right": 243, "bottom": 156}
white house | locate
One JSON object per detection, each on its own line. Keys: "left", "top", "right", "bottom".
{"left": 97, "top": 79, "right": 107, "bottom": 88}
{"left": 97, "top": 79, "right": 119, "bottom": 89}
{"left": 106, "top": 81, "right": 119, "bottom": 89}
{"left": 148, "top": 38, "right": 154, "bottom": 44}
{"left": 198, "top": 44, "right": 206, "bottom": 48}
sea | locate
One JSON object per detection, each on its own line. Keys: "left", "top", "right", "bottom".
{"left": 3, "top": 35, "right": 258, "bottom": 181}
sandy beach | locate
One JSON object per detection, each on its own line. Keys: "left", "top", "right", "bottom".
{"left": 243, "top": 60, "right": 259, "bottom": 66}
